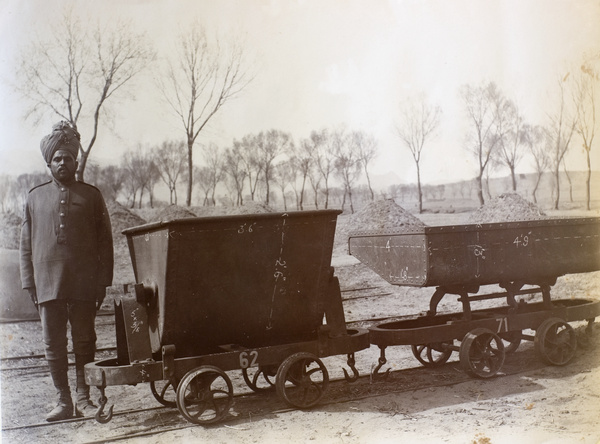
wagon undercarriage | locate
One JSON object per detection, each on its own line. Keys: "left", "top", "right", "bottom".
{"left": 86, "top": 310, "right": 369, "bottom": 424}
{"left": 369, "top": 289, "right": 599, "bottom": 379}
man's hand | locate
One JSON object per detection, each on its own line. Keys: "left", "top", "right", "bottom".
{"left": 27, "top": 288, "right": 38, "bottom": 307}
{"left": 96, "top": 286, "right": 107, "bottom": 311}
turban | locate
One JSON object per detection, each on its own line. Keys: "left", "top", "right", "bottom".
{"left": 40, "top": 121, "right": 81, "bottom": 164}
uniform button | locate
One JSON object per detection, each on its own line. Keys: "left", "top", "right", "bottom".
{"left": 60, "top": 224, "right": 65, "bottom": 228}
{"left": 60, "top": 213, "right": 65, "bottom": 217}
{"left": 61, "top": 188, "right": 66, "bottom": 191}
{"left": 60, "top": 200, "right": 66, "bottom": 204}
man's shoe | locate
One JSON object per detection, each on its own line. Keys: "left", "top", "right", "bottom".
{"left": 75, "top": 399, "right": 97, "bottom": 418}
{"left": 46, "top": 399, "right": 74, "bottom": 422}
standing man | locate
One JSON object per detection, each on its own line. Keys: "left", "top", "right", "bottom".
{"left": 20, "top": 121, "right": 114, "bottom": 421}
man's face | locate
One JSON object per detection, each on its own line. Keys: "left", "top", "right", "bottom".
{"left": 49, "top": 149, "right": 78, "bottom": 183}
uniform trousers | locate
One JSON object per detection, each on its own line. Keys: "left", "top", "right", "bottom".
{"left": 39, "top": 299, "right": 96, "bottom": 393}
{"left": 39, "top": 299, "right": 97, "bottom": 361}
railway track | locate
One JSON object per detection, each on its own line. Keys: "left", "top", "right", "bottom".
{"left": 1, "top": 342, "right": 558, "bottom": 444}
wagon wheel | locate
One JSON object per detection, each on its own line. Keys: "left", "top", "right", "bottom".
{"left": 459, "top": 328, "right": 505, "bottom": 378}
{"left": 411, "top": 342, "right": 453, "bottom": 367}
{"left": 150, "top": 379, "right": 178, "bottom": 408}
{"left": 176, "top": 365, "right": 233, "bottom": 425}
{"left": 276, "top": 352, "right": 329, "bottom": 409}
{"left": 499, "top": 330, "right": 522, "bottom": 354}
{"left": 534, "top": 318, "right": 577, "bottom": 366}
{"left": 242, "top": 364, "right": 278, "bottom": 393}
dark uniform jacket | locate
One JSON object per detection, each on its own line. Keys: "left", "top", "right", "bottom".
{"left": 20, "top": 179, "right": 114, "bottom": 304}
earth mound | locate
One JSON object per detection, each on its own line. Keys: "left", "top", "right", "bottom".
{"left": 467, "top": 193, "right": 546, "bottom": 223}
{"left": 193, "top": 201, "right": 275, "bottom": 217}
{"left": 106, "top": 200, "right": 146, "bottom": 236}
{"left": 221, "top": 201, "right": 274, "bottom": 215}
{"left": 150, "top": 204, "right": 197, "bottom": 222}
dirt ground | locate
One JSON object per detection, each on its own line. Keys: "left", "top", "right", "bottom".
{"left": 1, "top": 206, "right": 599, "bottom": 443}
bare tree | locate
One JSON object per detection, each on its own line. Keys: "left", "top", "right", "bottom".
{"left": 159, "top": 24, "right": 253, "bottom": 207}
{"left": 123, "top": 171, "right": 140, "bottom": 209}
{"left": 353, "top": 131, "right": 379, "bottom": 201}
{"left": 200, "top": 142, "right": 225, "bottom": 206}
{"left": 526, "top": 125, "right": 550, "bottom": 204}
{"left": 273, "top": 161, "right": 294, "bottom": 211}
{"left": 223, "top": 145, "right": 247, "bottom": 206}
{"left": 83, "top": 162, "right": 102, "bottom": 189}
{"left": 334, "top": 129, "right": 362, "bottom": 213}
{"left": 574, "top": 56, "right": 599, "bottom": 210}
{"left": 308, "top": 165, "right": 322, "bottom": 210}
{"left": 144, "top": 162, "right": 160, "bottom": 208}
{"left": 16, "top": 11, "right": 154, "bottom": 181}
{"left": 196, "top": 166, "right": 213, "bottom": 206}
{"left": 122, "top": 145, "right": 156, "bottom": 208}
{"left": 294, "top": 138, "right": 315, "bottom": 210}
{"left": 303, "top": 130, "right": 327, "bottom": 209}
{"left": 546, "top": 73, "right": 578, "bottom": 210}
{"left": 97, "top": 165, "right": 126, "bottom": 202}
{"left": 395, "top": 95, "right": 441, "bottom": 213}
{"left": 562, "top": 158, "right": 574, "bottom": 203}
{"left": 257, "top": 130, "right": 292, "bottom": 205}
{"left": 460, "top": 82, "right": 505, "bottom": 206}
{"left": 236, "top": 135, "right": 262, "bottom": 201}
{"left": 497, "top": 100, "right": 527, "bottom": 191}
{"left": 153, "top": 140, "right": 187, "bottom": 205}
{"left": 314, "top": 129, "right": 337, "bottom": 209}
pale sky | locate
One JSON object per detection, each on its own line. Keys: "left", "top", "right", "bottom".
{"left": 1, "top": 0, "right": 599, "bottom": 186}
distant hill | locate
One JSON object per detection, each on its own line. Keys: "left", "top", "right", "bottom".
{"left": 373, "top": 171, "right": 600, "bottom": 212}
{"left": 446, "top": 171, "right": 598, "bottom": 204}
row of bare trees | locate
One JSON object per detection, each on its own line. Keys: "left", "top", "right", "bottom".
{"left": 12, "top": 9, "right": 598, "bottom": 213}
{"left": 71, "top": 127, "right": 379, "bottom": 212}
{"left": 460, "top": 64, "right": 597, "bottom": 211}
{"left": 396, "top": 56, "right": 598, "bottom": 213}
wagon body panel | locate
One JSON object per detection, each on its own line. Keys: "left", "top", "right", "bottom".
{"left": 349, "top": 217, "right": 600, "bottom": 287}
{"left": 124, "top": 210, "right": 342, "bottom": 357}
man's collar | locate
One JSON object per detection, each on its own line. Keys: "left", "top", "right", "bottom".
{"left": 51, "top": 177, "right": 77, "bottom": 188}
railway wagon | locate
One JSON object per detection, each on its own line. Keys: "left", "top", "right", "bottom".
{"left": 349, "top": 217, "right": 600, "bottom": 379}
{"left": 85, "top": 210, "right": 369, "bottom": 425}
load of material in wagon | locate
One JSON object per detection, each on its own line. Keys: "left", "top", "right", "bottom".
{"left": 348, "top": 199, "right": 426, "bottom": 232}
{"left": 335, "top": 199, "right": 425, "bottom": 253}
{"left": 467, "top": 193, "right": 546, "bottom": 223}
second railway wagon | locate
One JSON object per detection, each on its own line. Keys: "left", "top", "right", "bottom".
{"left": 349, "top": 217, "right": 600, "bottom": 379}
